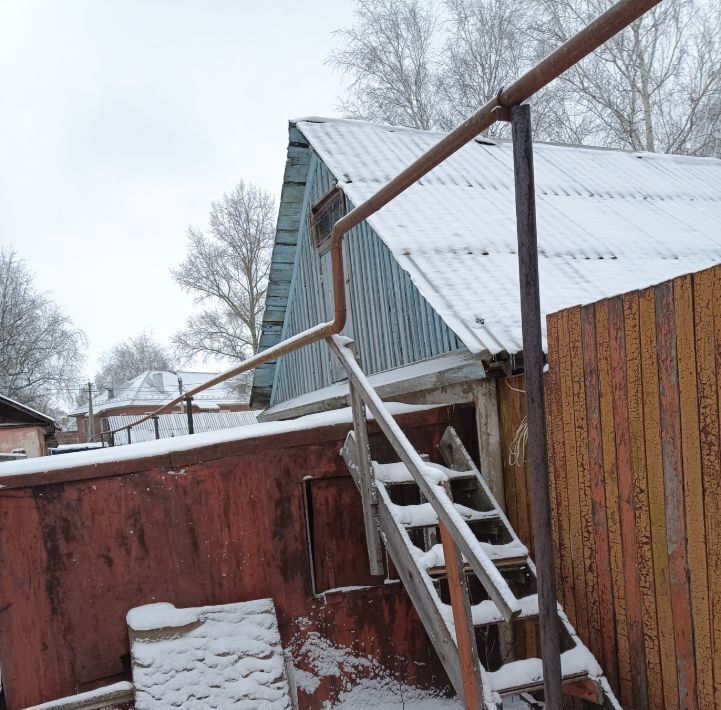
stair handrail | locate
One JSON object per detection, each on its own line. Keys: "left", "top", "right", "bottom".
{"left": 327, "top": 335, "right": 521, "bottom": 622}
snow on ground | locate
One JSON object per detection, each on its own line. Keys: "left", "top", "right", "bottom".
{"left": 289, "top": 624, "right": 538, "bottom": 709}
{"left": 128, "top": 599, "right": 292, "bottom": 709}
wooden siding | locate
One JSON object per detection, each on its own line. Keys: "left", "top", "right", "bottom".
{"left": 525, "top": 262, "right": 721, "bottom": 709}
{"left": 259, "top": 137, "right": 464, "bottom": 408}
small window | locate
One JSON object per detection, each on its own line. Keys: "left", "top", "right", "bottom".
{"left": 309, "top": 186, "right": 345, "bottom": 253}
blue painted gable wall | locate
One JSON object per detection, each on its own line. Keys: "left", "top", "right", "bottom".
{"left": 266, "top": 149, "right": 464, "bottom": 407}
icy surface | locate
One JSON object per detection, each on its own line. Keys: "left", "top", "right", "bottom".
{"left": 129, "top": 599, "right": 291, "bottom": 709}
{"left": 297, "top": 117, "right": 721, "bottom": 355}
{"left": 0, "top": 403, "right": 432, "bottom": 480}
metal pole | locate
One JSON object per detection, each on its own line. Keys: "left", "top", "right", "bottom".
{"left": 86, "top": 382, "right": 94, "bottom": 443}
{"left": 511, "top": 103, "right": 562, "bottom": 707}
{"left": 185, "top": 396, "right": 194, "bottom": 434}
{"left": 153, "top": 415, "right": 160, "bottom": 440}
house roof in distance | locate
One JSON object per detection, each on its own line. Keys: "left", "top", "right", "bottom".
{"left": 293, "top": 116, "right": 721, "bottom": 356}
{"left": 0, "top": 394, "right": 56, "bottom": 427}
{"left": 70, "top": 370, "right": 251, "bottom": 416}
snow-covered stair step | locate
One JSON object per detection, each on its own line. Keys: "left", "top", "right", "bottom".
{"left": 440, "top": 593, "right": 539, "bottom": 630}
{"left": 388, "top": 500, "right": 501, "bottom": 529}
{"left": 127, "top": 598, "right": 293, "bottom": 710}
{"left": 490, "top": 644, "right": 603, "bottom": 696}
{"left": 416, "top": 540, "right": 529, "bottom": 576}
{"left": 373, "top": 460, "right": 476, "bottom": 486}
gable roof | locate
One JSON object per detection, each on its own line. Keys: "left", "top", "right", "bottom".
{"left": 293, "top": 117, "right": 721, "bottom": 356}
{"left": 0, "top": 394, "right": 56, "bottom": 427}
{"left": 71, "top": 370, "right": 251, "bottom": 416}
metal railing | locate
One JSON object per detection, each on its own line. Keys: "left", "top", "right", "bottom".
{"left": 95, "top": 0, "right": 659, "bottom": 444}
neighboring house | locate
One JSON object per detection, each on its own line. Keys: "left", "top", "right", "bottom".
{"left": 71, "top": 370, "right": 252, "bottom": 440}
{"left": 0, "top": 394, "right": 57, "bottom": 458}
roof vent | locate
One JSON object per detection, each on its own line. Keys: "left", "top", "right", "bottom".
{"left": 309, "top": 186, "right": 345, "bottom": 253}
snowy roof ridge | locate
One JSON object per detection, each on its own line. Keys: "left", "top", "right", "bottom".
{"left": 292, "top": 115, "right": 721, "bottom": 163}
{"left": 294, "top": 117, "right": 721, "bottom": 355}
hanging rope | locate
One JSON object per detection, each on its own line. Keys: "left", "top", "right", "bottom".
{"left": 509, "top": 415, "right": 528, "bottom": 467}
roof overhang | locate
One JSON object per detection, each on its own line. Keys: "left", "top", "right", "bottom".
{"left": 258, "top": 349, "right": 486, "bottom": 422}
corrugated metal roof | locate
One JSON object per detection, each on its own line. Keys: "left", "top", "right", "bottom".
{"left": 107, "top": 411, "right": 259, "bottom": 445}
{"left": 296, "top": 117, "right": 721, "bottom": 354}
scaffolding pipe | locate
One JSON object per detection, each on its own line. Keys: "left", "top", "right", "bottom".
{"left": 97, "top": 0, "right": 660, "bottom": 442}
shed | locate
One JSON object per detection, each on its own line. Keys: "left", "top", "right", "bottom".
{"left": 0, "top": 394, "right": 57, "bottom": 457}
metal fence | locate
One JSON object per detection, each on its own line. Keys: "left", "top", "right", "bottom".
{"left": 106, "top": 411, "right": 258, "bottom": 445}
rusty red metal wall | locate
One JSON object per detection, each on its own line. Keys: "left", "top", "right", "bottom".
{"left": 0, "top": 404, "right": 477, "bottom": 709}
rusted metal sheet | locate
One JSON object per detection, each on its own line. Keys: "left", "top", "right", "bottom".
{"left": 0, "top": 405, "right": 476, "bottom": 709}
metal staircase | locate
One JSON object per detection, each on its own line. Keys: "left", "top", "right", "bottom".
{"left": 330, "top": 335, "right": 620, "bottom": 709}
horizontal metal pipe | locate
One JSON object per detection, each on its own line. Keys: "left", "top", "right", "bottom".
{"left": 97, "top": 0, "right": 657, "bottom": 440}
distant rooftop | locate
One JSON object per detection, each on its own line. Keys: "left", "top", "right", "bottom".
{"left": 70, "top": 370, "right": 251, "bottom": 416}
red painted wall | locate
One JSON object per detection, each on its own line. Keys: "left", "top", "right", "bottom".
{"left": 0, "top": 405, "right": 477, "bottom": 708}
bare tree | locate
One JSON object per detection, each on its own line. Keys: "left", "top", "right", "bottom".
{"left": 0, "top": 247, "right": 86, "bottom": 412}
{"left": 437, "top": 0, "right": 528, "bottom": 133}
{"left": 171, "top": 180, "right": 275, "bottom": 363}
{"left": 331, "top": 0, "right": 721, "bottom": 157}
{"left": 328, "top": 0, "right": 442, "bottom": 129}
{"left": 94, "top": 331, "right": 173, "bottom": 390}
{"left": 529, "top": 0, "right": 721, "bottom": 154}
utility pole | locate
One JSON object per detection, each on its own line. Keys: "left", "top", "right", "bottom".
{"left": 86, "top": 381, "right": 94, "bottom": 443}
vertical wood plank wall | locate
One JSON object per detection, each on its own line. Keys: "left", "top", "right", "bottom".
{"left": 500, "top": 263, "right": 721, "bottom": 709}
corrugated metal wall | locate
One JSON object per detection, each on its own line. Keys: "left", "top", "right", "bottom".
{"left": 271, "top": 157, "right": 464, "bottom": 405}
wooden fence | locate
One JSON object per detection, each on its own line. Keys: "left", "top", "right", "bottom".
{"left": 500, "top": 262, "right": 721, "bottom": 709}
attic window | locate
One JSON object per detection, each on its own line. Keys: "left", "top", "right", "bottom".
{"left": 309, "top": 186, "right": 345, "bottom": 252}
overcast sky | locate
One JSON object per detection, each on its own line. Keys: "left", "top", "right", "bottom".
{"left": 0, "top": 0, "right": 354, "bottom": 379}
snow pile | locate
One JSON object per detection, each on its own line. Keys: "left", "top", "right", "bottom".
{"left": 128, "top": 599, "right": 292, "bottom": 709}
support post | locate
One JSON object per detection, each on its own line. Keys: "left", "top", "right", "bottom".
{"left": 153, "top": 415, "right": 160, "bottom": 440}
{"left": 127, "top": 427, "right": 132, "bottom": 444}
{"left": 439, "top": 478, "right": 484, "bottom": 709}
{"left": 185, "top": 396, "right": 194, "bottom": 434}
{"left": 510, "top": 102, "right": 563, "bottom": 707}
{"left": 348, "top": 381, "right": 385, "bottom": 576}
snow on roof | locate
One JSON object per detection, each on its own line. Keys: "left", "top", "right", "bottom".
{"left": 128, "top": 599, "right": 292, "bottom": 709}
{"left": 296, "top": 117, "right": 721, "bottom": 354}
{"left": 70, "top": 370, "right": 251, "bottom": 416}
{"left": 0, "top": 403, "right": 433, "bottom": 482}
